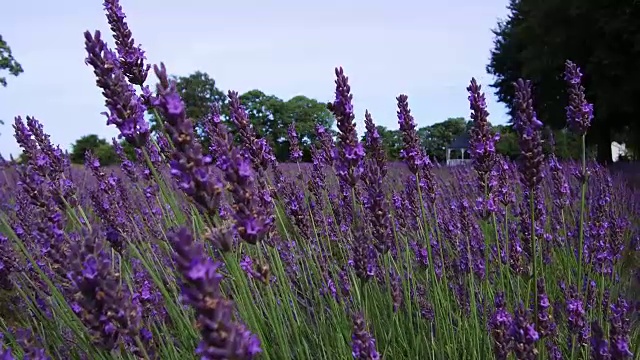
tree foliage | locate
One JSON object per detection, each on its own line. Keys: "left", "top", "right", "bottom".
{"left": 0, "top": 35, "right": 23, "bottom": 87}
{"left": 418, "top": 117, "right": 470, "bottom": 161}
{"left": 149, "top": 70, "right": 335, "bottom": 162}
{"left": 70, "top": 134, "right": 118, "bottom": 166}
{"left": 487, "top": 0, "right": 640, "bottom": 163}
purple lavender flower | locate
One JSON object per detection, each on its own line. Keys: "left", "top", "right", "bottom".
{"left": 84, "top": 30, "right": 149, "bottom": 147}
{"left": 609, "top": 297, "right": 633, "bottom": 359}
{"left": 591, "top": 322, "right": 611, "bottom": 360}
{"left": 287, "top": 122, "right": 303, "bottom": 162}
{"left": 363, "top": 110, "right": 387, "bottom": 178}
{"left": 397, "top": 94, "right": 436, "bottom": 203}
{"left": 67, "top": 228, "right": 143, "bottom": 351}
{"left": 227, "top": 91, "right": 276, "bottom": 173}
{"left": 219, "top": 147, "right": 274, "bottom": 245}
{"left": 350, "top": 223, "right": 377, "bottom": 282}
{"left": 537, "top": 279, "right": 555, "bottom": 338}
{"left": 467, "top": 77, "right": 500, "bottom": 192}
{"left": 362, "top": 158, "right": 391, "bottom": 254}
{"left": 169, "top": 227, "right": 261, "bottom": 359}
{"left": 327, "top": 67, "right": 364, "bottom": 189}
{"left": 513, "top": 79, "right": 544, "bottom": 193}
{"left": 508, "top": 303, "right": 539, "bottom": 360}
{"left": 489, "top": 293, "right": 512, "bottom": 360}
{"left": 351, "top": 312, "right": 380, "bottom": 360}
{"left": 396, "top": 94, "right": 424, "bottom": 175}
{"left": 565, "top": 286, "right": 588, "bottom": 346}
{"left": 564, "top": 60, "right": 594, "bottom": 136}
{"left": 102, "top": 0, "right": 150, "bottom": 85}
{"left": 151, "top": 63, "right": 222, "bottom": 217}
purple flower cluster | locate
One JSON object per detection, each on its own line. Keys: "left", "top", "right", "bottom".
{"left": 102, "top": 0, "right": 150, "bottom": 86}
{"left": 467, "top": 77, "right": 500, "bottom": 192}
{"left": 328, "top": 67, "right": 365, "bottom": 189}
{"left": 84, "top": 30, "right": 150, "bottom": 147}
{"left": 287, "top": 122, "right": 303, "bottom": 163}
{"left": 350, "top": 312, "right": 380, "bottom": 360}
{"left": 151, "top": 63, "right": 223, "bottom": 218}
{"left": 169, "top": 227, "right": 261, "bottom": 359}
{"left": 564, "top": 60, "right": 594, "bottom": 136}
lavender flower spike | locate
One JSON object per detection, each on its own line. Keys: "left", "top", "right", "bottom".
{"left": 151, "top": 63, "right": 222, "bottom": 217}
{"left": 564, "top": 60, "right": 594, "bottom": 136}
{"left": 169, "top": 227, "right": 261, "bottom": 360}
{"left": 363, "top": 110, "right": 387, "bottom": 178}
{"left": 467, "top": 77, "right": 500, "bottom": 191}
{"left": 396, "top": 94, "right": 423, "bottom": 175}
{"left": 328, "top": 67, "right": 364, "bottom": 188}
{"left": 513, "top": 78, "right": 544, "bottom": 193}
{"left": 103, "top": 0, "right": 150, "bottom": 85}
{"left": 351, "top": 312, "right": 380, "bottom": 360}
{"left": 287, "top": 122, "right": 303, "bottom": 163}
{"left": 84, "top": 30, "right": 149, "bottom": 147}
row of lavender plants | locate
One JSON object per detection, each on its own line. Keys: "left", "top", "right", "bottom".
{"left": 1, "top": 1, "right": 638, "bottom": 359}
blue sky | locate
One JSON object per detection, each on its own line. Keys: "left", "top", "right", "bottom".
{"left": 1, "top": 0, "right": 511, "bottom": 157}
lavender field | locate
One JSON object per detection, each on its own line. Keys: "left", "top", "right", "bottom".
{"left": 1, "top": 1, "right": 639, "bottom": 359}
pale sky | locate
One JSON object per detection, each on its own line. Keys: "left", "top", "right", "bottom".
{"left": 1, "top": 0, "right": 511, "bottom": 157}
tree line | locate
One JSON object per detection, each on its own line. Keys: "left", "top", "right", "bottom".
{"left": 65, "top": 69, "right": 585, "bottom": 166}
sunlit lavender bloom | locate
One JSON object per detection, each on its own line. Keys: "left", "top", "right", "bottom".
{"left": 169, "top": 227, "right": 261, "bottom": 359}
{"left": 103, "top": 0, "right": 150, "bottom": 85}
{"left": 467, "top": 77, "right": 500, "bottom": 192}
{"left": 351, "top": 312, "right": 380, "bottom": 360}
{"left": 287, "top": 122, "right": 303, "bottom": 162}
{"left": 327, "top": 67, "right": 364, "bottom": 189}
{"left": 564, "top": 60, "right": 594, "bottom": 136}
{"left": 490, "top": 294, "right": 513, "bottom": 360}
{"left": 152, "top": 63, "right": 222, "bottom": 217}
{"left": 84, "top": 30, "right": 149, "bottom": 147}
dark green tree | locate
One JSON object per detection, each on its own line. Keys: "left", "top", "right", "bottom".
{"left": 70, "top": 134, "right": 117, "bottom": 165}
{"left": 487, "top": 0, "right": 640, "bottom": 163}
{"left": 239, "top": 90, "right": 286, "bottom": 140}
{"left": 418, "top": 117, "right": 469, "bottom": 162}
{"left": 0, "top": 35, "right": 23, "bottom": 87}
